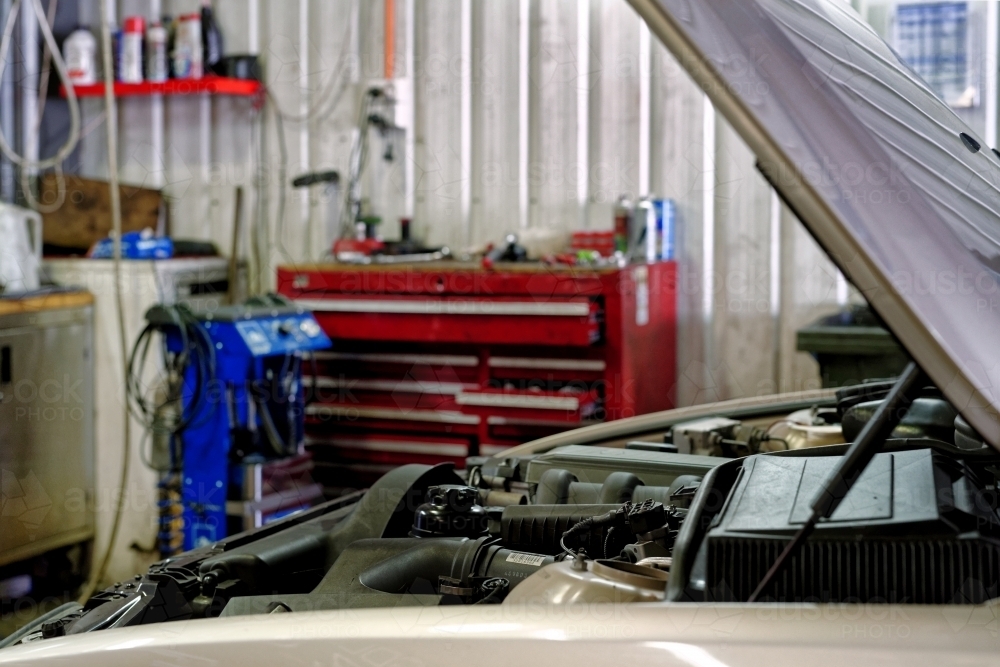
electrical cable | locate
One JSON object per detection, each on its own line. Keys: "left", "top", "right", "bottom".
{"left": 249, "top": 102, "right": 264, "bottom": 294}
{"left": 603, "top": 525, "right": 617, "bottom": 559}
{"left": 255, "top": 390, "right": 289, "bottom": 456}
{"left": 256, "top": 19, "right": 352, "bottom": 276}
{"left": 472, "top": 579, "right": 508, "bottom": 605}
{"left": 137, "top": 427, "right": 159, "bottom": 472}
{"left": 126, "top": 306, "right": 216, "bottom": 439}
{"left": 338, "top": 89, "right": 379, "bottom": 239}
{"left": 0, "top": 0, "right": 81, "bottom": 210}
{"left": 559, "top": 504, "right": 644, "bottom": 560}
{"left": 263, "top": 89, "right": 296, "bottom": 265}
{"left": 253, "top": 363, "right": 298, "bottom": 456}
{"left": 249, "top": 129, "right": 259, "bottom": 291}
{"left": 77, "top": 0, "right": 126, "bottom": 604}
{"left": 267, "top": 18, "right": 353, "bottom": 124}
{"left": 255, "top": 29, "right": 361, "bottom": 274}
{"left": 281, "top": 353, "right": 300, "bottom": 451}
{"left": 473, "top": 587, "right": 501, "bottom": 605}
{"left": 560, "top": 514, "right": 602, "bottom": 559}
{"left": 559, "top": 533, "right": 576, "bottom": 559}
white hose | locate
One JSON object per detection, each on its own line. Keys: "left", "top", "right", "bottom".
{"left": 18, "top": 0, "right": 65, "bottom": 213}
{"left": 0, "top": 0, "right": 80, "bottom": 213}
{"left": 0, "top": 0, "right": 81, "bottom": 209}
{"left": 77, "top": 0, "right": 129, "bottom": 603}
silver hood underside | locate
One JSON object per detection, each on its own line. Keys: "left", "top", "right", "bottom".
{"left": 629, "top": 0, "right": 1000, "bottom": 449}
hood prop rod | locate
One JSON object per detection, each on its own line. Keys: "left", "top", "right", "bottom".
{"left": 747, "top": 361, "right": 927, "bottom": 603}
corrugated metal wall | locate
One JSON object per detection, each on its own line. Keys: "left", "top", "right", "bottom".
{"left": 70, "top": 0, "right": 850, "bottom": 407}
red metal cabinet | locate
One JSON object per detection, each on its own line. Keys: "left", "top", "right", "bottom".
{"left": 277, "top": 262, "right": 676, "bottom": 490}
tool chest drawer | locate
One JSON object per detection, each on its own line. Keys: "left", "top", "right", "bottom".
{"left": 298, "top": 295, "right": 602, "bottom": 346}
{"left": 279, "top": 262, "right": 676, "bottom": 491}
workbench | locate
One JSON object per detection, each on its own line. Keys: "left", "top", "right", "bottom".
{"left": 0, "top": 289, "right": 94, "bottom": 567}
{"left": 278, "top": 261, "right": 676, "bottom": 489}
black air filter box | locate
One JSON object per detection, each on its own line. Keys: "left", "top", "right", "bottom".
{"left": 701, "top": 449, "right": 1000, "bottom": 603}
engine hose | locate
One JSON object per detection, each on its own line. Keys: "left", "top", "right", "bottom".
{"left": 352, "top": 538, "right": 554, "bottom": 596}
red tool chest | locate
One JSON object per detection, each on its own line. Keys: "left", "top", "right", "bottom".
{"left": 277, "top": 262, "right": 676, "bottom": 491}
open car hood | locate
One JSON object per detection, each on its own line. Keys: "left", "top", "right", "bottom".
{"left": 629, "top": 0, "right": 1000, "bottom": 450}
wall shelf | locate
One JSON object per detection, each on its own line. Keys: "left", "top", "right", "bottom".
{"left": 61, "top": 76, "right": 262, "bottom": 98}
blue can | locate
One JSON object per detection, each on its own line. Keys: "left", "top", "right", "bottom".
{"left": 654, "top": 198, "right": 676, "bottom": 261}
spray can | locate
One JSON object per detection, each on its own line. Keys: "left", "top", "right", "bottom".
{"left": 120, "top": 16, "right": 145, "bottom": 83}
{"left": 638, "top": 196, "right": 657, "bottom": 263}
{"left": 656, "top": 198, "right": 676, "bottom": 261}
{"left": 147, "top": 21, "right": 169, "bottom": 82}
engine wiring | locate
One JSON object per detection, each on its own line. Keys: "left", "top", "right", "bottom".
{"left": 603, "top": 526, "right": 618, "bottom": 559}
{"left": 472, "top": 578, "right": 509, "bottom": 605}
{"left": 559, "top": 509, "right": 617, "bottom": 559}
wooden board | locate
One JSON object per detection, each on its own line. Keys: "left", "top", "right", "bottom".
{"left": 0, "top": 290, "right": 93, "bottom": 317}
{"left": 39, "top": 175, "right": 164, "bottom": 251}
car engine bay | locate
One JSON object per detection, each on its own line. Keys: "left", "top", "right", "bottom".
{"left": 9, "top": 379, "right": 1000, "bottom": 644}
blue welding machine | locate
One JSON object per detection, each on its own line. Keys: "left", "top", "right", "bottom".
{"left": 144, "top": 295, "right": 331, "bottom": 550}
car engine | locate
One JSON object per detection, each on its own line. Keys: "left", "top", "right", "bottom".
{"left": 9, "top": 381, "right": 1000, "bottom": 644}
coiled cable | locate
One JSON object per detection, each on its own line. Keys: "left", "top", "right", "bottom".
{"left": 126, "top": 305, "right": 217, "bottom": 437}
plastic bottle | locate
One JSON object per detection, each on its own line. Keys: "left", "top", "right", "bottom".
{"left": 201, "top": 3, "right": 224, "bottom": 75}
{"left": 120, "top": 16, "right": 145, "bottom": 83}
{"left": 63, "top": 27, "right": 98, "bottom": 85}
{"left": 146, "top": 21, "right": 169, "bottom": 82}
{"left": 173, "top": 13, "right": 203, "bottom": 80}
